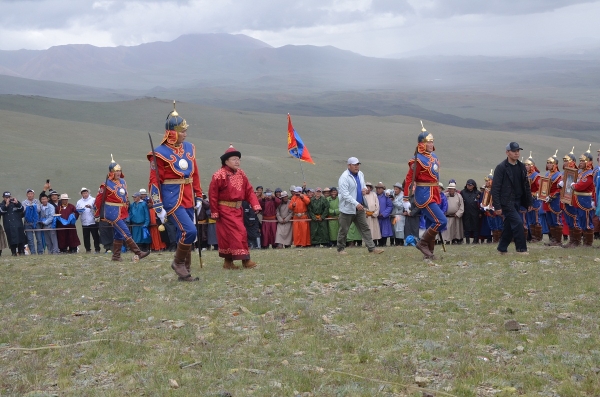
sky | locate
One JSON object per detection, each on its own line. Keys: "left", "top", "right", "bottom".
{"left": 1, "top": 0, "right": 600, "bottom": 57}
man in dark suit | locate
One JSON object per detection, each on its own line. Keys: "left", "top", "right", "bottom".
{"left": 491, "top": 142, "right": 533, "bottom": 255}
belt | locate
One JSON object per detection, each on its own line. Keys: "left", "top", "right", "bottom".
{"left": 294, "top": 212, "right": 307, "bottom": 217}
{"left": 415, "top": 182, "right": 438, "bottom": 187}
{"left": 197, "top": 220, "right": 208, "bottom": 224}
{"left": 574, "top": 192, "right": 592, "bottom": 196}
{"left": 263, "top": 215, "right": 277, "bottom": 220}
{"left": 218, "top": 200, "right": 242, "bottom": 208}
{"left": 315, "top": 214, "right": 322, "bottom": 220}
{"left": 105, "top": 202, "right": 126, "bottom": 207}
{"left": 163, "top": 177, "right": 193, "bottom": 185}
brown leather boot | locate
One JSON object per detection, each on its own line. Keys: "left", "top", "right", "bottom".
{"left": 562, "top": 229, "right": 575, "bottom": 248}
{"left": 416, "top": 228, "right": 436, "bottom": 259}
{"left": 112, "top": 240, "right": 123, "bottom": 262}
{"left": 572, "top": 228, "right": 582, "bottom": 247}
{"left": 536, "top": 224, "right": 544, "bottom": 242}
{"left": 242, "top": 259, "right": 257, "bottom": 269}
{"left": 223, "top": 258, "right": 239, "bottom": 270}
{"left": 583, "top": 230, "right": 594, "bottom": 247}
{"left": 545, "top": 226, "right": 560, "bottom": 246}
{"left": 171, "top": 243, "right": 198, "bottom": 281}
{"left": 125, "top": 238, "right": 150, "bottom": 261}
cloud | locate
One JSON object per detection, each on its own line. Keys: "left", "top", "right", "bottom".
{"left": 0, "top": 0, "right": 599, "bottom": 57}
{"left": 408, "top": 0, "right": 599, "bottom": 17}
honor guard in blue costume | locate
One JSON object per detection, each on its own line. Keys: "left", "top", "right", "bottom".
{"left": 402, "top": 122, "right": 446, "bottom": 260}
{"left": 95, "top": 155, "right": 149, "bottom": 262}
{"left": 147, "top": 102, "right": 203, "bottom": 281}
{"left": 571, "top": 145, "right": 595, "bottom": 247}
{"left": 543, "top": 150, "right": 563, "bottom": 246}
{"left": 524, "top": 152, "right": 544, "bottom": 242}
{"left": 561, "top": 147, "right": 580, "bottom": 247}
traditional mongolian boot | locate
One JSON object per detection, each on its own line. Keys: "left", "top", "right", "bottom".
{"left": 572, "top": 228, "right": 582, "bottom": 247}
{"left": 171, "top": 243, "right": 198, "bottom": 281}
{"left": 111, "top": 240, "right": 123, "bottom": 262}
{"left": 416, "top": 228, "right": 437, "bottom": 259}
{"left": 223, "top": 258, "right": 239, "bottom": 270}
{"left": 583, "top": 230, "right": 594, "bottom": 247}
{"left": 242, "top": 259, "right": 257, "bottom": 269}
{"left": 125, "top": 238, "right": 150, "bottom": 261}
{"left": 562, "top": 229, "right": 575, "bottom": 248}
{"left": 545, "top": 227, "right": 560, "bottom": 246}
{"left": 534, "top": 224, "right": 543, "bottom": 242}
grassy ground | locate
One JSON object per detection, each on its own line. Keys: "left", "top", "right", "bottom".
{"left": 2, "top": 242, "right": 600, "bottom": 396}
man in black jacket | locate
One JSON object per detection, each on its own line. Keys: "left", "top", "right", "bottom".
{"left": 491, "top": 142, "right": 533, "bottom": 254}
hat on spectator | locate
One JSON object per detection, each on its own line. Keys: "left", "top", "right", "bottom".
{"left": 50, "top": 190, "right": 58, "bottom": 196}
{"left": 80, "top": 187, "right": 89, "bottom": 193}
{"left": 132, "top": 192, "right": 141, "bottom": 198}
{"left": 365, "top": 181, "right": 373, "bottom": 188}
{"left": 330, "top": 187, "right": 338, "bottom": 192}
{"left": 294, "top": 186, "right": 303, "bottom": 193}
{"left": 323, "top": 187, "right": 330, "bottom": 192}
{"left": 375, "top": 182, "right": 385, "bottom": 189}
{"left": 60, "top": 193, "right": 69, "bottom": 200}
{"left": 438, "top": 182, "right": 445, "bottom": 190}
{"left": 506, "top": 142, "right": 523, "bottom": 151}
{"left": 26, "top": 189, "right": 34, "bottom": 194}
{"left": 3, "top": 192, "right": 10, "bottom": 197}
{"left": 139, "top": 189, "right": 147, "bottom": 194}
{"left": 347, "top": 157, "right": 360, "bottom": 165}
{"left": 393, "top": 182, "right": 403, "bottom": 189}
{"left": 448, "top": 182, "right": 456, "bottom": 189}
{"left": 275, "top": 188, "right": 282, "bottom": 193}
{"left": 316, "top": 187, "right": 322, "bottom": 192}
{"left": 281, "top": 191, "right": 289, "bottom": 197}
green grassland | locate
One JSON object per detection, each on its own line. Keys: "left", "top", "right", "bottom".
{"left": 0, "top": 95, "right": 593, "bottom": 203}
{"left": 2, "top": 243, "right": 600, "bottom": 396}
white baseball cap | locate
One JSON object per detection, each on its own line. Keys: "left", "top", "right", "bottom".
{"left": 347, "top": 157, "right": 360, "bottom": 165}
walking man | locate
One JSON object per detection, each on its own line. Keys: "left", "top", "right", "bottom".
{"left": 491, "top": 142, "right": 533, "bottom": 254}
{"left": 336, "top": 157, "right": 384, "bottom": 255}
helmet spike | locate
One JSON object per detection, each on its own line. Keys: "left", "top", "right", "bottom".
{"left": 490, "top": 169, "right": 493, "bottom": 175}
{"left": 587, "top": 143, "right": 592, "bottom": 153}
{"left": 111, "top": 153, "right": 114, "bottom": 162}
{"left": 420, "top": 120, "right": 426, "bottom": 132}
{"left": 171, "top": 100, "right": 179, "bottom": 117}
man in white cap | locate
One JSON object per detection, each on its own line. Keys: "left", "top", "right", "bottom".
{"left": 77, "top": 187, "right": 101, "bottom": 253}
{"left": 336, "top": 157, "right": 383, "bottom": 255}
{"left": 442, "top": 182, "right": 464, "bottom": 244}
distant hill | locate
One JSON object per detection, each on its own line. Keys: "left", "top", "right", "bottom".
{"left": 1, "top": 33, "right": 599, "bottom": 93}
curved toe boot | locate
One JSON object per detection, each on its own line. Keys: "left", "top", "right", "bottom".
{"left": 242, "top": 259, "right": 257, "bottom": 269}
{"left": 171, "top": 243, "right": 192, "bottom": 279}
{"left": 125, "top": 238, "right": 150, "bottom": 261}
{"left": 223, "top": 259, "right": 240, "bottom": 270}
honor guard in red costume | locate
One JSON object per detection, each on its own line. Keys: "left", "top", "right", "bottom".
{"left": 482, "top": 169, "right": 503, "bottom": 243}
{"left": 524, "top": 152, "right": 543, "bottom": 242}
{"left": 403, "top": 122, "right": 446, "bottom": 260}
{"left": 561, "top": 147, "right": 580, "bottom": 247}
{"left": 543, "top": 150, "right": 563, "bottom": 246}
{"left": 148, "top": 102, "right": 203, "bottom": 281}
{"left": 209, "top": 144, "right": 261, "bottom": 270}
{"left": 95, "top": 155, "right": 149, "bottom": 262}
{"left": 571, "top": 145, "right": 595, "bottom": 246}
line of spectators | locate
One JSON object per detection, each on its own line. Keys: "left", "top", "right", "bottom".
{"left": 1, "top": 177, "right": 496, "bottom": 257}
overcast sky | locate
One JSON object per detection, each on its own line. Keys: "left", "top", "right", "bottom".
{"left": 1, "top": 0, "right": 600, "bottom": 57}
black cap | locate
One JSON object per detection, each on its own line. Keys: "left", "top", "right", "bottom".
{"left": 506, "top": 142, "right": 523, "bottom": 151}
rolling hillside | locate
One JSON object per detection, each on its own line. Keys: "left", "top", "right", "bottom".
{"left": 0, "top": 96, "right": 592, "bottom": 202}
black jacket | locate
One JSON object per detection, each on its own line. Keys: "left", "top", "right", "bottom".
{"left": 491, "top": 158, "right": 532, "bottom": 210}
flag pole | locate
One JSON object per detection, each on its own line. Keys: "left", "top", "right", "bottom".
{"left": 298, "top": 158, "right": 306, "bottom": 182}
